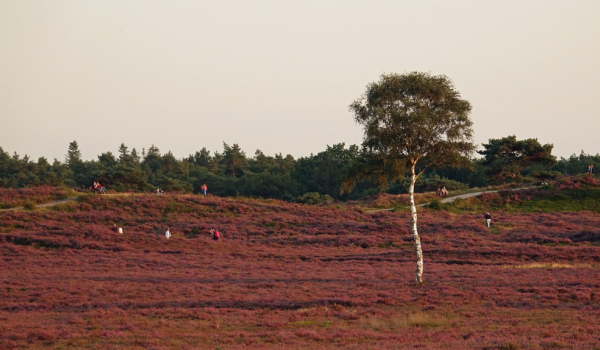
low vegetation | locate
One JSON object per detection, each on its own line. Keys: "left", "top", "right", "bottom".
{"left": 1, "top": 186, "right": 600, "bottom": 348}
{"left": 0, "top": 186, "right": 69, "bottom": 209}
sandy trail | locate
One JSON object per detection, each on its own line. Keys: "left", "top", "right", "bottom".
{"left": 0, "top": 193, "right": 147, "bottom": 212}
{"left": 364, "top": 189, "right": 510, "bottom": 213}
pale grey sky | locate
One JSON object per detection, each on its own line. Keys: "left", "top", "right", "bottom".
{"left": 1, "top": 1, "right": 599, "bottom": 161}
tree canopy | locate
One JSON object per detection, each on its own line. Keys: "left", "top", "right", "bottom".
{"left": 343, "top": 72, "right": 475, "bottom": 192}
{"left": 478, "top": 135, "right": 556, "bottom": 183}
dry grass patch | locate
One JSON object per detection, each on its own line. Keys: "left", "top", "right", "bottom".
{"left": 359, "top": 312, "right": 447, "bottom": 330}
{"left": 503, "top": 263, "right": 598, "bottom": 269}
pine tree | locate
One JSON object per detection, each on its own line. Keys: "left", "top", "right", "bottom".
{"left": 222, "top": 143, "right": 247, "bottom": 177}
{"left": 118, "top": 143, "right": 131, "bottom": 163}
{"left": 65, "top": 141, "right": 82, "bottom": 169}
{"left": 131, "top": 148, "right": 140, "bottom": 163}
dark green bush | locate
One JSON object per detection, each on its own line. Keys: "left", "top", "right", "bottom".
{"left": 297, "top": 192, "right": 334, "bottom": 205}
{"left": 530, "top": 171, "right": 562, "bottom": 180}
{"left": 427, "top": 199, "right": 442, "bottom": 210}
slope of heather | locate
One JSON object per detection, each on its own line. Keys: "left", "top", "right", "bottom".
{"left": 0, "top": 187, "right": 69, "bottom": 209}
{"left": 1, "top": 189, "right": 600, "bottom": 349}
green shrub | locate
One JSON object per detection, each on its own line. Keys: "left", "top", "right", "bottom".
{"left": 297, "top": 192, "right": 334, "bottom": 205}
{"left": 531, "top": 171, "right": 562, "bottom": 180}
{"left": 417, "top": 175, "right": 469, "bottom": 192}
{"left": 322, "top": 194, "right": 334, "bottom": 204}
{"left": 22, "top": 199, "right": 36, "bottom": 210}
{"left": 551, "top": 193, "right": 571, "bottom": 201}
{"left": 427, "top": 199, "right": 442, "bottom": 210}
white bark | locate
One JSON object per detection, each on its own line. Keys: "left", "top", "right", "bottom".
{"left": 409, "top": 166, "right": 424, "bottom": 284}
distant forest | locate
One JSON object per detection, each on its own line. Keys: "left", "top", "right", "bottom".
{"left": 1, "top": 140, "right": 598, "bottom": 201}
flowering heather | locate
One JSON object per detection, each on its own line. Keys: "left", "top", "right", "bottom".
{"left": 1, "top": 190, "right": 600, "bottom": 349}
{"left": 0, "top": 186, "right": 69, "bottom": 209}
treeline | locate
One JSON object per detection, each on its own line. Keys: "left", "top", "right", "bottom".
{"left": 0, "top": 138, "right": 598, "bottom": 201}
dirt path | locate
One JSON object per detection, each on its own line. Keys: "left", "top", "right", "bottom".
{"left": 0, "top": 197, "right": 79, "bottom": 212}
{"left": 364, "top": 189, "right": 510, "bottom": 213}
{"left": 0, "top": 192, "right": 174, "bottom": 212}
{"left": 0, "top": 193, "right": 150, "bottom": 212}
{"left": 0, "top": 189, "right": 526, "bottom": 213}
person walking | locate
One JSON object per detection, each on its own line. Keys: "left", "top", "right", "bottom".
{"left": 591, "top": 164, "right": 594, "bottom": 175}
{"left": 484, "top": 212, "right": 492, "bottom": 229}
{"left": 165, "top": 227, "right": 171, "bottom": 239}
{"left": 201, "top": 184, "right": 208, "bottom": 196}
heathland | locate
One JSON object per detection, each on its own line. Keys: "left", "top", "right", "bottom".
{"left": 1, "top": 178, "right": 600, "bottom": 349}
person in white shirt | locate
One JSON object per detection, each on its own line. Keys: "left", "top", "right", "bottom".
{"left": 484, "top": 213, "right": 492, "bottom": 228}
{"left": 165, "top": 228, "right": 171, "bottom": 239}
{"left": 118, "top": 226, "right": 123, "bottom": 234}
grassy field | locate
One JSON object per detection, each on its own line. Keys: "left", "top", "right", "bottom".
{"left": 1, "top": 186, "right": 600, "bottom": 349}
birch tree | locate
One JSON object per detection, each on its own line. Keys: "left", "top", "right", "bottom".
{"left": 342, "top": 72, "right": 475, "bottom": 283}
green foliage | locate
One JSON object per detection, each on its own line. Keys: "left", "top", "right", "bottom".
{"left": 427, "top": 198, "right": 442, "bottom": 210}
{"left": 65, "top": 140, "right": 82, "bottom": 168}
{"left": 222, "top": 143, "right": 247, "bottom": 177}
{"left": 22, "top": 199, "right": 36, "bottom": 210}
{"left": 343, "top": 72, "right": 475, "bottom": 193}
{"left": 518, "top": 195, "right": 600, "bottom": 213}
{"left": 530, "top": 170, "right": 562, "bottom": 180}
{"left": 413, "top": 175, "right": 468, "bottom": 192}
{"left": 444, "top": 187, "right": 600, "bottom": 214}
{"left": 478, "top": 135, "right": 556, "bottom": 183}
{"left": 8, "top": 133, "right": 587, "bottom": 203}
{"left": 551, "top": 150, "right": 600, "bottom": 175}
{"left": 294, "top": 143, "right": 365, "bottom": 200}
{"left": 297, "top": 192, "right": 334, "bottom": 205}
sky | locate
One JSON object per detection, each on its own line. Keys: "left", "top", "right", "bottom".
{"left": 1, "top": 1, "right": 599, "bottom": 161}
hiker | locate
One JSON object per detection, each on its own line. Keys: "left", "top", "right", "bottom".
{"left": 118, "top": 226, "right": 123, "bottom": 234}
{"left": 201, "top": 184, "right": 208, "bottom": 196}
{"left": 591, "top": 165, "right": 595, "bottom": 175}
{"left": 441, "top": 187, "right": 448, "bottom": 197}
{"left": 112, "top": 224, "right": 118, "bottom": 232}
{"left": 210, "top": 229, "right": 220, "bottom": 241}
{"left": 484, "top": 212, "right": 492, "bottom": 228}
{"left": 165, "top": 227, "right": 171, "bottom": 239}
{"left": 436, "top": 187, "right": 442, "bottom": 197}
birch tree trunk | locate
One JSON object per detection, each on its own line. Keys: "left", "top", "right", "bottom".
{"left": 409, "top": 166, "right": 424, "bottom": 283}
